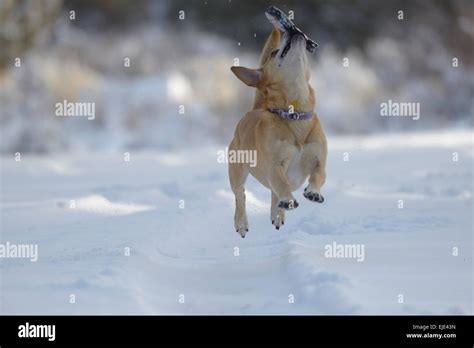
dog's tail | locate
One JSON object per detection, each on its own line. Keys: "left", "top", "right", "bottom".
{"left": 252, "top": 28, "right": 280, "bottom": 110}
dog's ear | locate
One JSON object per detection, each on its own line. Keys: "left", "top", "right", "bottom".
{"left": 230, "top": 66, "right": 262, "bottom": 87}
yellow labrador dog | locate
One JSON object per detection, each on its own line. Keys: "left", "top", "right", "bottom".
{"left": 228, "top": 7, "right": 327, "bottom": 238}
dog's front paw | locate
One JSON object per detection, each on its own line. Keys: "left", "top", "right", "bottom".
{"left": 278, "top": 199, "right": 299, "bottom": 210}
{"left": 235, "top": 219, "right": 249, "bottom": 238}
{"left": 271, "top": 210, "right": 285, "bottom": 230}
{"left": 235, "top": 226, "right": 249, "bottom": 238}
{"left": 303, "top": 187, "right": 324, "bottom": 203}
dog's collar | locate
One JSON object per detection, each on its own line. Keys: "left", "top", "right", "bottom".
{"left": 267, "top": 108, "right": 313, "bottom": 120}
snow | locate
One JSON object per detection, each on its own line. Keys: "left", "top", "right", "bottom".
{"left": 0, "top": 129, "right": 472, "bottom": 314}
{"left": 70, "top": 195, "right": 154, "bottom": 216}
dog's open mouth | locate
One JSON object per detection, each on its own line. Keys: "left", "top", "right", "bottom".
{"left": 265, "top": 6, "right": 318, "bottom": 59}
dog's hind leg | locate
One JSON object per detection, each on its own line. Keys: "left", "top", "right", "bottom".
{"left": 228, "top": 142, "right": 250, "bottom": 238}
{"left": 269, "top": 159, "right": 299, "bottom": 210}
{"left": 271, "top": 191, "right": 285, "bottom": 230}
{"left": 303, "top": 122, "right": 328, "bottom": 203}
{"left": 304, "top": 161, "right": 326, "bottom": 203}
{"left": 229, "top": 163, "right": 249, "bottom": 238}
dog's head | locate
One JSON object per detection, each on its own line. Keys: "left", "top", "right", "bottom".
{"left": 231, "top": 7, "right": 318, "bottom": 111}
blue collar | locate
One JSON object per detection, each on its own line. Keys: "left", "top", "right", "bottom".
{"left": 268, "top": 108, "right": 313, "bottom": 120}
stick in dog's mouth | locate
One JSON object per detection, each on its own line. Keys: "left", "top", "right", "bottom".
{"left": 264, "top": 6, "right": 318, "bottom": 58}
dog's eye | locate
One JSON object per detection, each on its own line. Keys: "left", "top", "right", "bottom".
{"left": 270, "top": 49, "right": 279, "bottom": 58}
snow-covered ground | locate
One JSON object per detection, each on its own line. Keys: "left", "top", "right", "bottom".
{"left": 0, "top": 130, "right": 472, "bottom": 314}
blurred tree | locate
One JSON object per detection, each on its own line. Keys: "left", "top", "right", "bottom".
{"left": 53, "top": 0, "right": 474, "bottom": 65}
{"left": 0, "top": 0, "right": 62, "bottom": 70}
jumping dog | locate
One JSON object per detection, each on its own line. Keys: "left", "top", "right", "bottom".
{"left": 228, "top": 7, "right": 327, "bottom": 238}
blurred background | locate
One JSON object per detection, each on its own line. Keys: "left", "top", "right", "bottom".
{"left": 0, "top": 0, "right": 473, "bottom": 154}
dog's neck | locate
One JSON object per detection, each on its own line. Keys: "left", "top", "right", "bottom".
{"left": 263, "top": 81, "right": 315, "bottom": 112}
{"left": 266, "top": 61, "right": 314, "bottom": 110}
{"left": 281, "top": 56, "right": 313, "bottom": 111}
{"left": 267, "top": 82, "right": 316, "bottom": 145}
{"left": 283, "top": 81, "right": 313, "bottom": 111}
